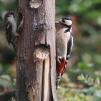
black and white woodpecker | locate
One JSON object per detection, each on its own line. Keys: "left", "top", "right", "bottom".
{"left": 4, "top": 12, "right": 18, "bottom": 49}
{"left": 56, "top": 16, "right": 73, "bottom": 78}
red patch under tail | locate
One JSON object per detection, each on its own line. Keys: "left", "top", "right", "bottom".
{"left": 56, "top": 58, "right": 67, "bottom": 76}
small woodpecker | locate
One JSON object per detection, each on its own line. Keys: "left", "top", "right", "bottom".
{"left": 56, "top": 16, "right": 73, "bottom": 78}
{"left": 4, "top": 12, "right": 18, "bottom": 49}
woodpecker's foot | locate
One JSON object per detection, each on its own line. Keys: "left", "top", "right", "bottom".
{"left": 57, "top": 56, "right": 62, "bottom": 63}
{"left": 57, "top": 56, "right": 67, "bottom": 64}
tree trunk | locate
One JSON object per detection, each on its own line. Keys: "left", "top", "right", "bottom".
{"left": 16, "top": 0, "right": 56, "bottom": 101}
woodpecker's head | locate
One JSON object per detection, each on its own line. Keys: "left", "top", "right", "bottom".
{"left": 4, "top": 11, "right": 17, "bottom": 33}
{"left": 4, "top": 12, "right": 15, "bottom": 22}
{"left": 60, "top": 16, "right": 72, "bottom": 27}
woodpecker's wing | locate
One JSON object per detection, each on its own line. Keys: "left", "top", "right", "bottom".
{"left": 5, "top": 22, "right": 12, "bottom": 43}
{"left": 66, "top": 35, "right": 73, "bottom": 60}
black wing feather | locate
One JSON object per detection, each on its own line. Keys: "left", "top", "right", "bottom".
{"left": 66, "top": 35, "right": 73, "bottom": 60}
{"left": 5, "top": 22, "right": 12, "bottom": 43}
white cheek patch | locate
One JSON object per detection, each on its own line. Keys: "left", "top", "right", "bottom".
{"left": 65, "top": 20, "right": 72, "bottom": 26}
{"left": 8, "top": 16, "right": 14, "bottom": 22}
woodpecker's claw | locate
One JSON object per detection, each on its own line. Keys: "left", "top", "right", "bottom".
{"left": 57, "top": 56, "right": 62, "bottom": 63}
{"left": 57, "top": 56, "right": 68, "bottom": 64}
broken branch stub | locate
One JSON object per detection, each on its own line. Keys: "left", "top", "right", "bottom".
{"left": 29, "top": 0, "right": 42, "bottom": 8}
{"left": 33, "top": 44, "right": 50, "bottom": 61}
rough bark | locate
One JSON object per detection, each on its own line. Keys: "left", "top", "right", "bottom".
{"left": 16, "top": 0, "right": 56, "bottom": 101}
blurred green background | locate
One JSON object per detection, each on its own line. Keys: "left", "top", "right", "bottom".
{"left": 0, "top": 0, "right": 101, "bottom": 101}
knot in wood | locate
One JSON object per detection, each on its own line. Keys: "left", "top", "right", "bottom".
{"left": 33, "top": 23, "right": 44, "bottom": 32}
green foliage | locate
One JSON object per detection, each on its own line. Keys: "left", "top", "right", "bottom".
{"left": 57, "top": 82, "right": 101, "bottom": 101}
{"left": 0, "top": 74, "right": 14, "bottom": 88}
{"left": 56, "top": 0, "right": 101, "bottom": 37}
{"left": 0, "top": 0, "right": 17, "bottom": 23}
{"left": 57, "top": 49, "right": 101, "bottom": 101}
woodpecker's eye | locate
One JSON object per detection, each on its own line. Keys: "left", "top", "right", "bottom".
{"left": 62, "top": 18, "right": 65, "bottom": 23}
{"left": 8, "top": 15, "right": 11, "bottom": 17}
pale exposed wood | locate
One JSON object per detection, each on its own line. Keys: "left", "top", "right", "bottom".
{"left": 43, "top": 57, "right": 50, "bottom": 101}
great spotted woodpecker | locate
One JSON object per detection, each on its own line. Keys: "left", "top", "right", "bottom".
{"left": 56, "top": 16, "right": 73, "bottom": 79}
{"left": 4, "top": 12, "right": 18, "bottom": 49}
